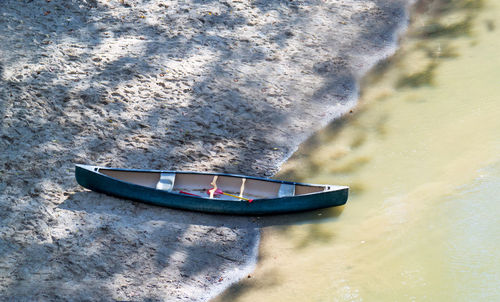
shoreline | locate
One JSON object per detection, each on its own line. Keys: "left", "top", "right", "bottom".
{"left": 1, "top": 0, "right": 414, "bottom": 300}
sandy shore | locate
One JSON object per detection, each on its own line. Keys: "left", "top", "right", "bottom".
{"left": 1, "top": 0, "right": 412, "bottom": 300}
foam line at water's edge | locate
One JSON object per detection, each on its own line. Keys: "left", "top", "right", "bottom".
{"left": 203, "top": 228, "right": 261, "bottom": 302}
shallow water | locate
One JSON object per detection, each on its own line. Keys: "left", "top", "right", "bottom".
{"left": 215, "top": 0, "right": 500, "bottom": 300}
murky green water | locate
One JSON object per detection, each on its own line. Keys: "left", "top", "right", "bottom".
{"left": 215, "top": 0, "right": 500, "bottom": 301}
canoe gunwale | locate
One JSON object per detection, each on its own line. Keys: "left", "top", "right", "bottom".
{"left": 77, "top": 164, "right": 348, "bottom": 199}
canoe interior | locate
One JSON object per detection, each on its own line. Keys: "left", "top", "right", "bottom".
{"left": 98, "top": 168, "right": 326, "bottom": 200}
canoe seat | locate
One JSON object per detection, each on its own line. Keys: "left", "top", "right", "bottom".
{"left": 156, "top": 173, "right": 176, "bottom": 191}
{"left": 278, "top": 183, "right": 295, "bottom": 197}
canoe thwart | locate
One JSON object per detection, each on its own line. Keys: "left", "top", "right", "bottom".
{"left": 239, "top": 178, "right": 246, "bottom": 198}
{"left": 156, "top": 172, "right": 176, "bottom": 191}
{"left": 209, "top": 175, "right": 218, "bottom": 199}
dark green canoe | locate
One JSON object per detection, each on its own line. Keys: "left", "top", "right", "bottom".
{"left": 75, "top": 164, "right": 348, "bottom": 215}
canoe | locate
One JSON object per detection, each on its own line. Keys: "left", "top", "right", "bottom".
{"left": 75, "top": 164, "right": 348, "bottom": 215}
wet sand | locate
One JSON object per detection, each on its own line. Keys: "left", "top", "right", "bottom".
{"left": 1, "top": 0, "right": 413, "bottom": 300}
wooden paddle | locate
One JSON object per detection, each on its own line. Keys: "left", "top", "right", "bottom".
{"left": 207, "top": 188, "right": 254, "bottom": 203}
{"left": 180, "top": 189, "right": 254, "bottom": 203}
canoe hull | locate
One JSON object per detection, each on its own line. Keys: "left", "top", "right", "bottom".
{"left": 75, "top": 165, "right": 348, "bottom": 215}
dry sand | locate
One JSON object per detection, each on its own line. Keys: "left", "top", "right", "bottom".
{"left": 1, "top": 0, "right": 413, "bottom": 300}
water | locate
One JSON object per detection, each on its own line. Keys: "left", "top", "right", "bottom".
{"left": 215, "top": 0, "right": 500, "bottom": 300}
